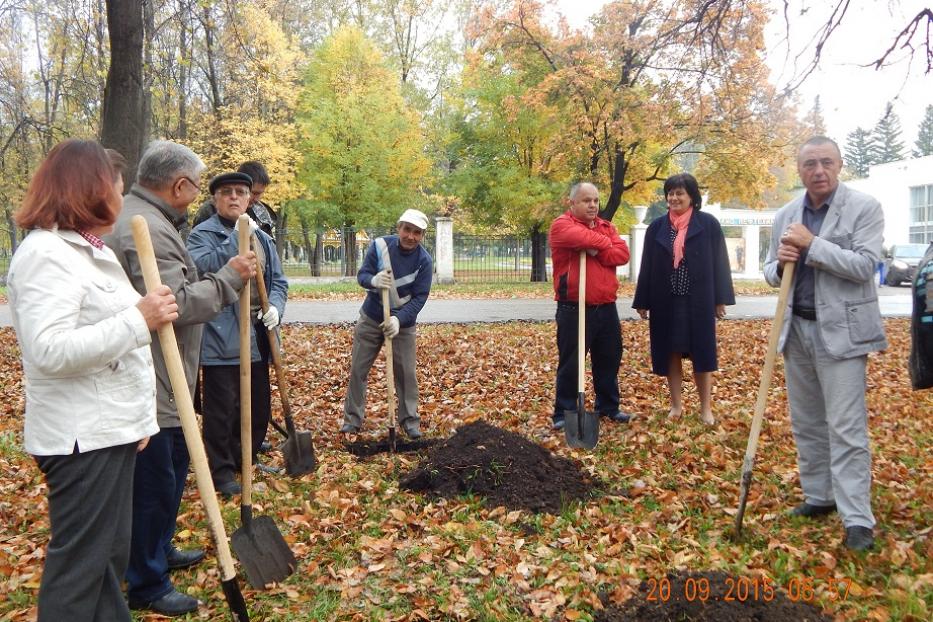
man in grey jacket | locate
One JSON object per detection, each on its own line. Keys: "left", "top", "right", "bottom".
{"left": 105, "top": 141, "right": 256, "bottom": 616}
{"left": 764, "top": 136, "right": 886, "bottom": 552}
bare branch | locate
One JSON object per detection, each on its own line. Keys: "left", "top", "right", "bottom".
{"left": 870, "top": 9, "right": 933, "bottom": 74}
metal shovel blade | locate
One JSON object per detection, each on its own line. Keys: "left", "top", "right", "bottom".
{"left": 282, "top": 430, "right": 317, "bottom": 477}
{"left": 564, "top": 393, "right": 599, "bottom": 449}
{"left": 220, "top": 576, "right": 250, "bottom": 622}
{"left": 231, "top": 514, "right": 296, "bottom": 589}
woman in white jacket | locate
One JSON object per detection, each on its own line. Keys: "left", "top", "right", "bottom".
{"left": 8, "top": 140, "right": 178, "bottom": 622}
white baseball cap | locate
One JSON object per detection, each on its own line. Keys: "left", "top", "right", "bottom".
{"left": 397, "top": 209, "right": 429, "bottom": 231}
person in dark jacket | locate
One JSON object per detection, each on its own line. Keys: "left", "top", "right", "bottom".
{"left": 186, "top": 172, "right": 288, "bottom": 498}
{"left": 910, "top": 242, "right": 933, "bottom": 390}
{"left": 340, "top": 209, "right": 433, "bottom": 439}
{"left": 549, "top": 182, "right": 632, "bottom": 431}
{"left": 633, "top": 173, "right": 735, "bottom": 425}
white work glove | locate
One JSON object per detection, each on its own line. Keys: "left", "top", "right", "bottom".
{"left": 258, "top": 306, "right": 279, "bottom": 328}
{"left": 370, "top": 270, "right": 393, "bottom": 289}
{"left": 381, "top": 316, "right": 400, "bottom": 339}
{"left": 233, "top": 216, "right": 259, "bottom": 235}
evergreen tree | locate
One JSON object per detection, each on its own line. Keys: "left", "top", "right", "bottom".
{"left": 844, "top": 127, "right": 874, "bottom": 178}
{"left": 871, "top": 102, "right": 906, "bottom": 164}
{"left": 914, "top": 104, "right": 933, "bottom": 157}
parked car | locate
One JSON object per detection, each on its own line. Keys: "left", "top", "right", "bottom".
{"left": 884, "top": 243, "right": 928, "bottom": 286}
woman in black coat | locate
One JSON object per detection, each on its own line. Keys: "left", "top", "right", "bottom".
{"left": 633, "top": 173, "right": 735, "bottom": 425}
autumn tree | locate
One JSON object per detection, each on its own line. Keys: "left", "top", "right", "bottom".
{"left": 844, "top": 127, "right": 874, "bottom": 178}
{"left": 871, "top": 102, "right": 907, "bottom": 164}
{"left": 296, "top": 26, "right": 431, "bottom": 276}
{"left": 914, "top": 104, "right": 933, "bottom": 157}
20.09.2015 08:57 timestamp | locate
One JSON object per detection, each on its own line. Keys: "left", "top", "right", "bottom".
{"left": 646, "top": 574, "right": 853, "bottom": 603}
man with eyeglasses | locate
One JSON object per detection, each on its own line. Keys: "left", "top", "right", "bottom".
{"left": 191, "top": 160, "right": 277, "bottom": 243}
{"left": 764, "top": 136, "right": 886, "bottom": 552}
{"left": 186, "top": 172, "right": 288, "bottom": 500}
{"left": 105, "top": 143, "right": 256, "bottom": 616}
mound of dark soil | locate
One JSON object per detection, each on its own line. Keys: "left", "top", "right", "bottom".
{"left": 596, "top": 570, "right": 832, "bottom": 621}
{"left": 344, "top": 437, "right": 439, "bottom": 457}
{"left": 398, "top": 421, "right": 598, "bottom": 513}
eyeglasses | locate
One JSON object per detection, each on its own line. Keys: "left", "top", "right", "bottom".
{"left": 217, "top": 186, "right": 250, "bottom": 198}
{"left": 181, "top": 176, "right": 201, "bottom": 192}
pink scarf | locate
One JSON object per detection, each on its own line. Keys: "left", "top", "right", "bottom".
{"left": 669, "top": 208, "right": 693, "bottom": 269}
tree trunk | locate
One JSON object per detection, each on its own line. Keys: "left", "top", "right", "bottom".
{"left": 275, "top": 206, "right": 287, "bottom": 260}
{"left": 343, "top": 227, "right": 358, "bottom": 277}
{"left": 599, "top": 144, "right": 627, "bottom": 223}
{"left": 300, "top": 219, "right": 314, "bottom": 275}
{"left": 100, "top": 0, "right": 145, "bottom": 184}
{"left": 530, "top": 223, "right": 548, "bottom": 282}
{"left": 312, "top": 231, "right": 323, "bottom": 277}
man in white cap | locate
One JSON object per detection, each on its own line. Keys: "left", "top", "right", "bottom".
{"left": 341, "top": 209, "right": 433, "bottom": 438}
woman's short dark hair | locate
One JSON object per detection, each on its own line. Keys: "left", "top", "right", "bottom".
{"left": 663, "top": 173, "right": 703, "bottom": 211}
{"left": 16, "top": 139, "right": 121, "bottom": 231}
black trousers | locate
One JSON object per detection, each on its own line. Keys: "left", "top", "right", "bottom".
{"left": 554, "top": 302, "right": 622, "bottom": 422}
{"left": 202, "top": 337, "right": 272, "bottom": 485}
{"left": 35, "top": 442, "right": 137, "bottom": 622}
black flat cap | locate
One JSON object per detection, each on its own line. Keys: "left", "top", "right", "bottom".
{"left": 208, "top": 172, "right": 253, "bottom": 194}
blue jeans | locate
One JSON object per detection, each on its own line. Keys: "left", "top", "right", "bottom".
{"left": 126, "top": 426, "right": 189, "bottom": 603}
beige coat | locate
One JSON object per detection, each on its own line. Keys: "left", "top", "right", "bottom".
{"left": 104, "top": 186, "right": 243, "bottom": 428}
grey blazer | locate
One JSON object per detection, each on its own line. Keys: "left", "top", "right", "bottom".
{"left": 764, "top": 183, "right": 888, "bottom": 359}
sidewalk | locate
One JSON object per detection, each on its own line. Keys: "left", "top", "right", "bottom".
{"left": 0, "top": 290, "right": 912, "bottom": 327}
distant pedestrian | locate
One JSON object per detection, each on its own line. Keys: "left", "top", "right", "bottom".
{"left": 548, "top": 182, "right": 632, "bottom": 431}
{"left": 340, "top": 209, "right": 432, "bottom": 439}
{"left": 633, "top": 173, "right": 734, "bottom": 425}
{"left": 764, "top": 135, "right": 886, "bottom": 552}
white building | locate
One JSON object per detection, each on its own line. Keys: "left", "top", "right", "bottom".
{"left": 846, "top": 154, "right": 933, "bottom": 246}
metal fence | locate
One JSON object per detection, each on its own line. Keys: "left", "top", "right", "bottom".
{"left": 279, "top": 227, "right": 546, "bottom": 282}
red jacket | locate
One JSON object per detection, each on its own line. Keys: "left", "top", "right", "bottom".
{"left": 549, "top": 210, "right": 630, "bottom": 304}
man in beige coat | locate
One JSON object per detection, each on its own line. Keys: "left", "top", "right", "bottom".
{"left": 105, "top": 140, "right": 255, "bottom": 616}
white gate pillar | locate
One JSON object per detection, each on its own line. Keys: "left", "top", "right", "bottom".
{"left": 629, "top": 205, "right": 649, "bottom": 283}
{"left": 435, "top": 216, "right": 454, "bottom": 284}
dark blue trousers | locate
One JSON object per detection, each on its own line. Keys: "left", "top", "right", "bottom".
{"left": 126, "top": 426, "right": 189, "bottom": 603}
{"left": 554, "top": 302, "right": 622, "bottom": 423}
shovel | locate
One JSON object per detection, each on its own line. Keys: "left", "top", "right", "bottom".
{"left": 129, "top": 215, "right": 249, "bottom": 622}
{"left": 734, "top": 262, "right": 795, "bottom": 537}
{"left": 381, "top": 275, "right": 398, "bottom": 453}
{"left": 565, "top": 251, "right": 599, "bottom": 449}
{"left": 252, "top": 235, "right": 317, "bottom": 477}
{"left": 230, "top": 217, "right": 296, "bottom": 589}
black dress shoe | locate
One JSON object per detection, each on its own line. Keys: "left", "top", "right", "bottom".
{"left": 403, "top": 424, "right": 422, "bottom": 440}
{"left": 339, "top": 422, "right": 360, "bottom": 434}
{"left": 166, "top": 547, "right": 205, "bottom": 570}
{"left": 790, "top": 502, "right": 837, "bottom": 517}
{"left": 602, "top": 411, "right": 632, "bottom": 424}
{"left": 129, "top": 589, "right": 199, "bottom": 616}
{"left": 258, "top": 440, "right": 273, "bottom": 454}
{"left": 552, "top": 417, "right": 565, "bottom": 431}
{"left": 216, "top": 480, "right": 241, "bottom": 499}
{"left": 844, "top": 526, "right": 874, "bottom": 551}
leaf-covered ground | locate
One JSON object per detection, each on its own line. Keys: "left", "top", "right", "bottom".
{"left": 0, "top": 319, "right": 930, "bottom": 621}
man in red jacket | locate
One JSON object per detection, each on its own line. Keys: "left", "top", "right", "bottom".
{"left": 549, "top": 182, "right": 632, "bottom": 430}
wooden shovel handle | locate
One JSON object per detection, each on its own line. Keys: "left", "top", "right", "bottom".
{"left": 381, "top": 276, "right": 396, "bottom": 433}
{"left": 251, "top": 236, "right": 293, "bottom": 430}
{"left": 238, "top": 217, "right": 252, "bottom": 507}
{"left": 129, "top": 215, "right": 238, "bottom": 582}
{"left": 577, "top": 251, "right": 586, "bottom": 392}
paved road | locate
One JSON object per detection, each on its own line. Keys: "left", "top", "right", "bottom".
{"left": 0, "top": 289, "right": 912, "bottom": 327}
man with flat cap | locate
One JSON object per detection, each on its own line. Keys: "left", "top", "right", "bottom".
{"left": 340, "top": 209, "right": 432, "bottom": 439}
{"left": 187, "top": 172, "right": 288, "bottom": 497}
